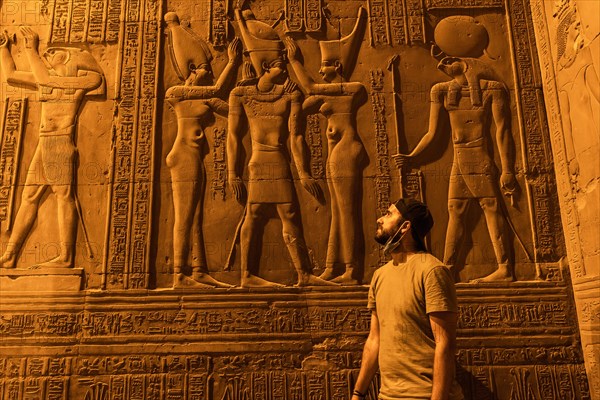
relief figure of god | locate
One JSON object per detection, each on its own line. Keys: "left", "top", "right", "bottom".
{"left": 394, "top": 16, "right": 521, "bottom": 282}
{"left": 227, "top": 8, "right": 337, "bottom": 288}
{"left": 553, "top": 0, "right": 600, "bottom": 186}
{"left": 164, "top": 12, "right": 241, "bottom": 288}
{"left": 285, "top": 7, "right": 368, "bottom": 285}
{"left": 0, "top": 27, "right": 105, "bottom": 269}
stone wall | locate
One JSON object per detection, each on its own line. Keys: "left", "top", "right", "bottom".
{"left": 529, "top": 0, "right": 600, "bottom": 398}
{"left": 0, "top": 0, "right": 593, "bottom": 398}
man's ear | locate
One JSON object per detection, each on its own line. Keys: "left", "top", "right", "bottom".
{"left": 262, "top": 62, "right": 270, "bottom": 72}
{"left": 400, "top": 220, "right": 411, "bottom": 234}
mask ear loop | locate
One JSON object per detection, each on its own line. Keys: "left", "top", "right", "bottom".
{"left": 383, "top": 221, "right": 409, "bottom": 256}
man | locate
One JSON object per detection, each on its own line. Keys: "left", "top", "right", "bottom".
{"left": 352, "top": 199, "right": 463, "bottom": 400}
{"left": 0, "top": 27, "right": 104, "bottom": 269}
{"left": 227, "top": 8, "right": 334, "bottom": 288}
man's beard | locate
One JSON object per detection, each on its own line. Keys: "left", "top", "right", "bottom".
{"left": 374, "top": 226, "right": 390, "bottom": 245}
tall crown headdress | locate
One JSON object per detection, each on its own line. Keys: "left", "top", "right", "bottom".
{"left": 165, "top": 12, "right": 213, "bottom": 81}
{"left": 318, "top": 7, "right": 367, "bottom": 80}
{"left": 235, "top": 8, "right": 285, "bottom": 76}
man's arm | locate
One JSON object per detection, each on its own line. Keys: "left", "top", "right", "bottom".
{"left": 226, "top": 89, "right": 245, "bottom": 201}
{"left": 430, "top": 311, "right": 457, "bottom": 400}
{"left": 352, "top": 311, "right": 380, "bottom": 400}
{"left": 288, "top": 91, "right": 320, "bottom": 199}
{"left": 491, "top": 83, "right": 516, "bottom": 198}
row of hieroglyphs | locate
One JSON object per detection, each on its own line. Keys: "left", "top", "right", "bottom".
{"left": 0, "top": 356, "right": 591, "bottom": 399}
{"left": 0, "top": 299, "right": 575, "bottom": 337}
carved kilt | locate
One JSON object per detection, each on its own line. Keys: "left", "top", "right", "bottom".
{"left": 449, "top": 137, "right": 497, "bottom": 199}
{"left": 247, "top": 141, "right": 294, "bottom": 204}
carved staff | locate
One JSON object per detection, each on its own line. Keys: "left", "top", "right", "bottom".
{"left": 224, "top": 205, "right": 246, "bottom": 271}
{"left": 387, "top": 55, "right": 406, "bottom": 198}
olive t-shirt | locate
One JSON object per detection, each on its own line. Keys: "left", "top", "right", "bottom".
{"left": 367, "top": 253, "right": 464, "bottom": 400}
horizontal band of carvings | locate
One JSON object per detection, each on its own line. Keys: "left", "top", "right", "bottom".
{"left": 0, "top": 281, "right": 569, "bottom": 303}
{"left": 0, "top": 344, "right": 584, "bottom": 375}
{"left": 572, "top": 274, "right": 600, "bottom": 293}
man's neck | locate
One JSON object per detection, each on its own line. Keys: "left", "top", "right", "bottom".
{"left": 390, "top": 248, "right": 419, "bottom": 265}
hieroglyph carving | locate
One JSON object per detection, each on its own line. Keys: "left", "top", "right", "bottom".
{"left": 425, "top": 0, "right": 503, "bottom": 8}
{"left": 528, "top": 0, "right": 585, "bottom": 278}
{"left": 395, "top": 16, "right": 524, "bottom": 282}
{"left": 552, "top": 0, "right": 600, "bottom": 190}
{"left": 103, "top": 0, "right": 162, "bottom": 289}
{"left": 0, "top": 28, "right": 105, "bottom": 270}
{"left": 369, "top": 69, "right": 392, "bottom": 266}
{"left": 285, "top": 7, "right": 368, "bottom": 284}
{"left": 210, "top": 0, "right": 229, "bottom": 48}
{"left": 508, "top": 0, "right": 565, "bottom": 263}
{"left": 306, "top": 114, "right": 325, "bottom": 180}
{"left": 284, "top": 0, "right": 323, "bottom": 33}
{"left": 0, "top": 98, "right": 27, "bottom": 230}
{"left": 49, "top": 0, "right": 123, "bottom": 44}
{"left": 367, "top": 0, "right": 426, "bottom": 47}
{"left": 164, "top": 12, "right": 240, "bottom": 288}
{"left": 227, "top": 8, "right": 335, "bottom": 288}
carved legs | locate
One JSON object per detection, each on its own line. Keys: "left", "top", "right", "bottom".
{"left": 239, "top": 204, "right": 284, "bottom": 288}
{"left": 34, "top": 184, "right": 77, "bottom": 268}
{"left": 445, "top": 197, "right": 515, "bottom": 282}
{"left": 277, "top": 204, "right": 337, "bottom": 287}
{"left": 471, "top": 197, "right": 515, "bottom": 282}
{"left": 443, "top": 198, "right": 470, "bottom": 268}
{"left": 170, "top": 165, "right": 232, "bottom": 289}
{"left": 236, "top": 203, "right": 337, "bottom": 288}
{"left": 321, "top": 162, "right": 361, "bottom": 284}
{"left": 0, "top": 185, "right": 46, "bottom": 268}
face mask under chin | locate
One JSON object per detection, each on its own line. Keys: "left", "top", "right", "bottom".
{"left": 378, "top": 220, "right": 409, "bottom": 255}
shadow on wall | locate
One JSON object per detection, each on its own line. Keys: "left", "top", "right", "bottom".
{"left": 457, "top": 365, "right": 498, "bottom": 400}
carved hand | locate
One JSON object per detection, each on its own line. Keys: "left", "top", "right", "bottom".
{"left": 500, "top": 172, "right": 516, "bottom": 197}
{"left": 228, "top": 37, "right": 241, "bottom": 63}
{"left": 19, "top": 26, "right": 39, "bottom": 50}
{"left": 285, "top": 37, "right": 298, "bottom": 62}
{"left": 301, "top": 177, "right": 322, "bottom": 200}
{"left": 392, "top": 153, "right": 411, "bottom": 170}
{"left": 229, "top": 176, "right": 246, "bottom": 202}
{"left": 0, "top": 31, "right": 10, "bottom": 48}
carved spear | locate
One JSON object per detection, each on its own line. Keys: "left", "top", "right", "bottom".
{"left": 387, "top": 54, "right": 406, "bottom": 198}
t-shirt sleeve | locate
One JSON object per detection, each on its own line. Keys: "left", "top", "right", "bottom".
{"left": 367, "top": 270, "right": 379, "bottom": 310}
{"left": 424, "top": 266, "right": 458, "bottom": 314}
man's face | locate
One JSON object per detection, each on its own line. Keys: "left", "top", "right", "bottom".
{"left": 375, "top": 204, "right": 404, "bottom": 245}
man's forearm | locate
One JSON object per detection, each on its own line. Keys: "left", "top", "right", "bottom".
{"left": 353, "top": 335, "right": 379, "bottom": 396}
{"left": 431, "top": 341, "right": 455, "bottom": 400}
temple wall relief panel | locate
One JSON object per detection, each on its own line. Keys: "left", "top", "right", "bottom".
{"left": 0, "top": 0, "right": 595, "bottom": 397}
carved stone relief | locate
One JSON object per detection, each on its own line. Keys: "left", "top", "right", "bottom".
{"left": 0, "top": 0, "right": 594, "bottom": 397}
{"left": 529, "top": 0, "right": 600, "bottom": 396}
